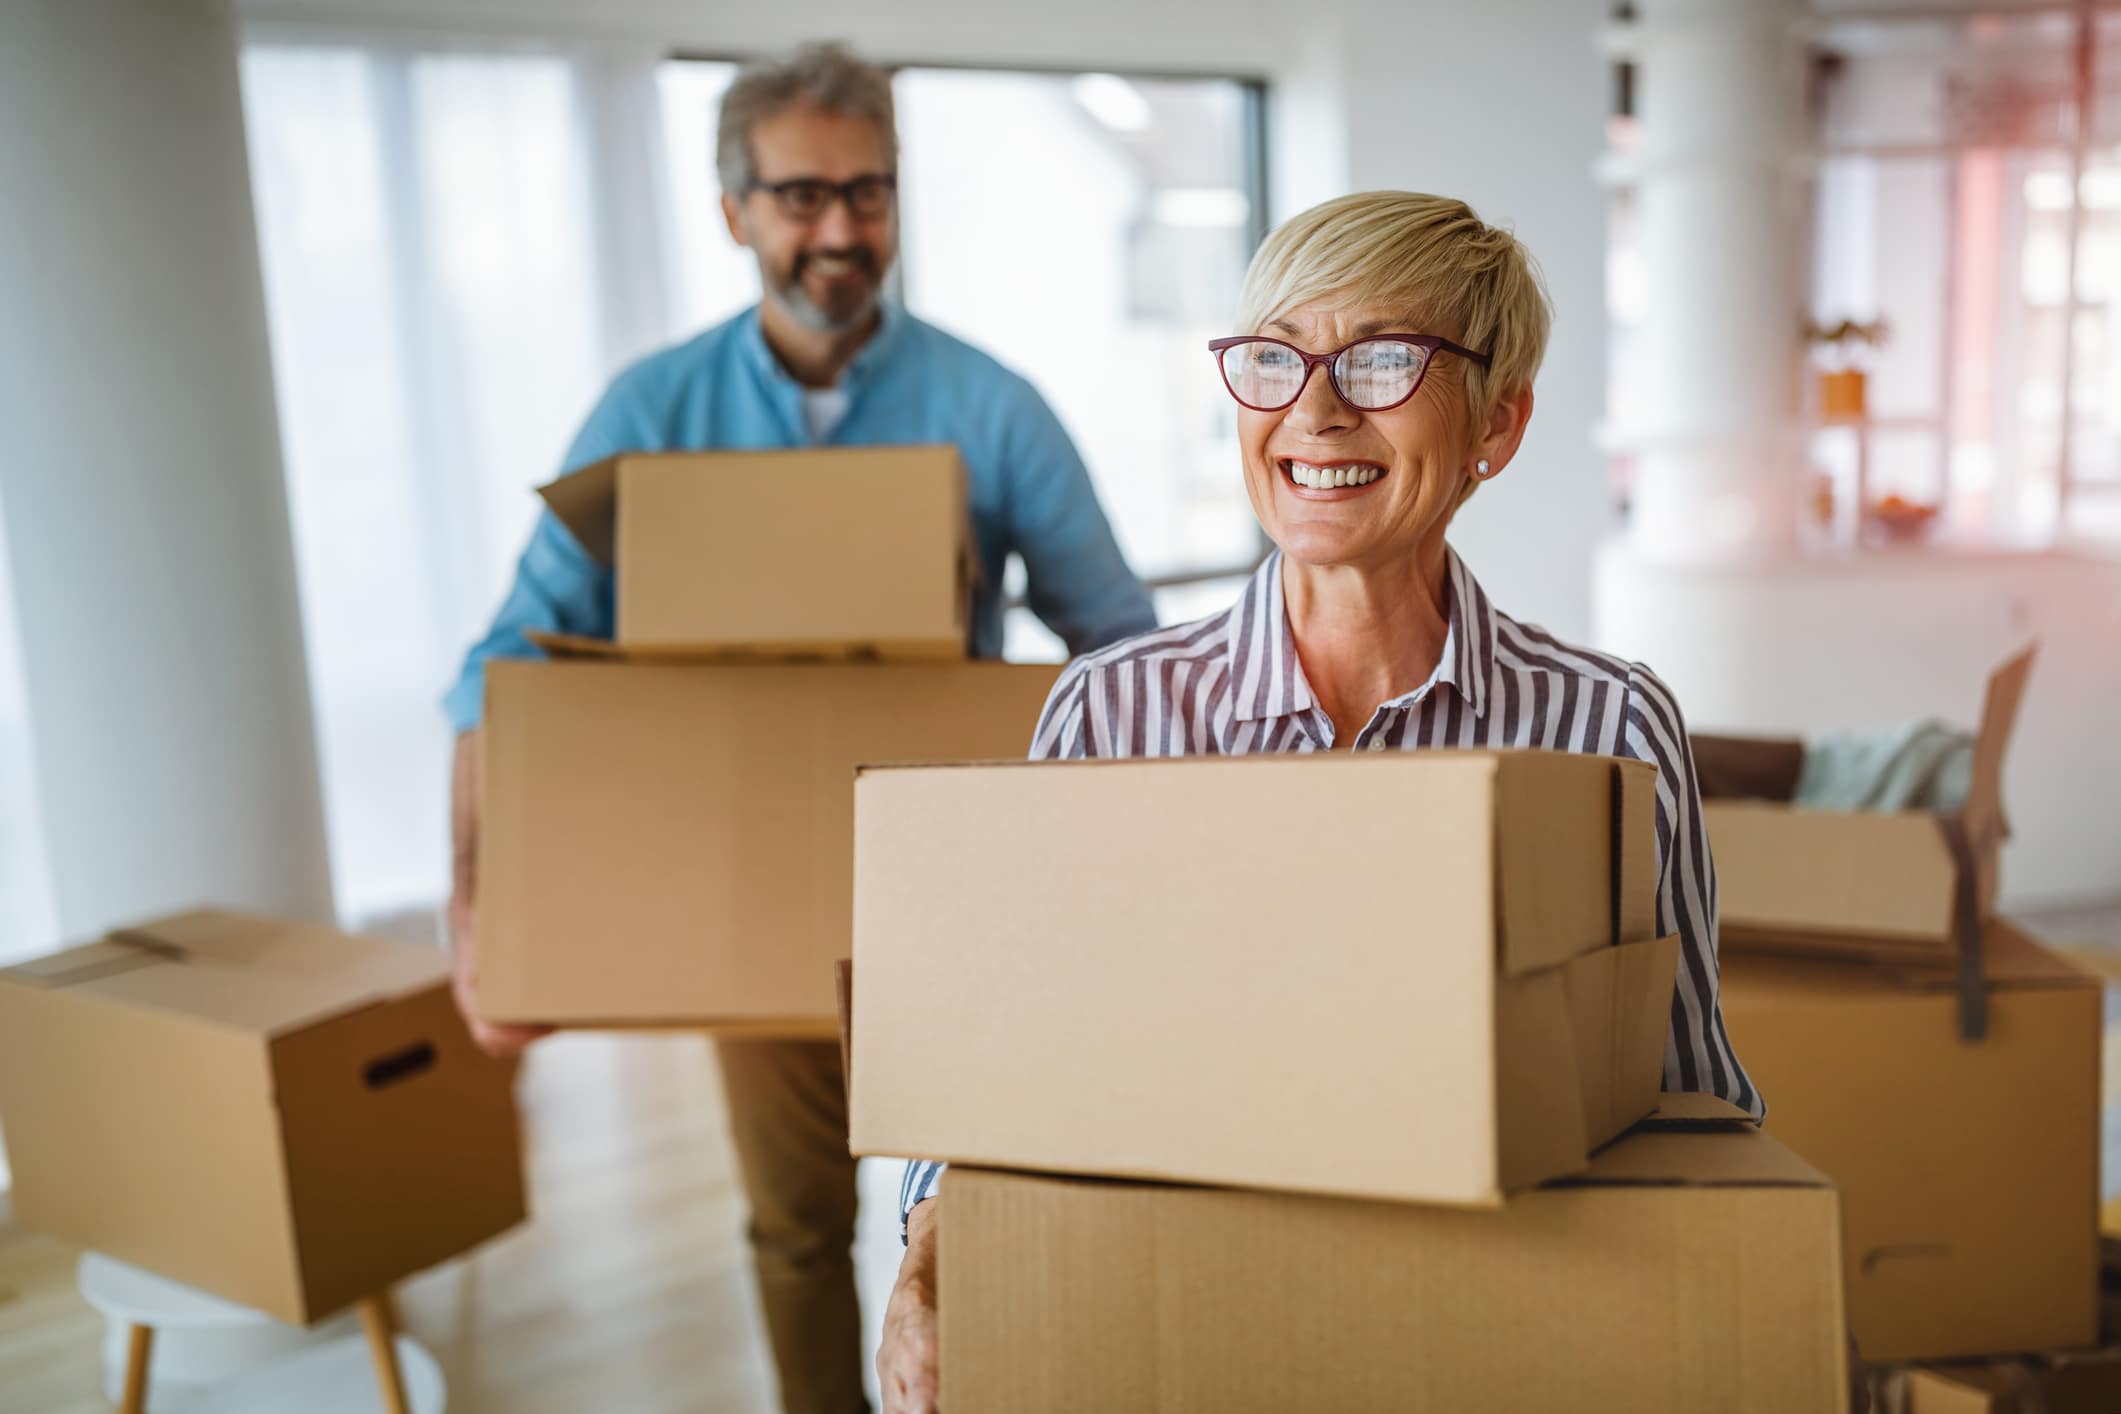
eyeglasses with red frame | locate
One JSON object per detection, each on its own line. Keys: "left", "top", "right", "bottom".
{"left": 1207, "top": 333, "right": 1492, "bottom": 412}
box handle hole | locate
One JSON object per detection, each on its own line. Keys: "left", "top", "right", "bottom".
{"left": 363, "top": 1041, "right": 437, "bottom": 1089}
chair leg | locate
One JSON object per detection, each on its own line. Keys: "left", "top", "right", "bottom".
{"left": 119, "top": 1323, "right": 153, "bottom": 1414}
{"left": 356, "top": 1294, "right": 411, "bottom": 1414}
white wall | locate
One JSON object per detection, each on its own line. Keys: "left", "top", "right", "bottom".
{"left": 1338, "top": 0, "right": 1612, "bottom": 641}
{"left": 1597, "top": 546, "right": 2121, "bottom": 909}
{"left": 0, "top": 0, "right": 334, "bottom": 943}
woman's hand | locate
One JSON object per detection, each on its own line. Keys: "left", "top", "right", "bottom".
{"left": 877, "top": 1198, "right": 941, "bottom": 1414}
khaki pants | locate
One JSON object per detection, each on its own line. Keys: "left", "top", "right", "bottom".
{"left": 715, "top": 1037, "right": 869, "bottom": 1414}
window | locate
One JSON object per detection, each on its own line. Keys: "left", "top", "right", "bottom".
{"left": 1807, "top": 7, "right": 2121, "bottom": 545}
{"left": 1603, "top": 4, "right": 2121, "bottom": 548}
{"left": 658, "top": 60, "right": 1268, "bottom": 657}
{"left": 241, "top": 39, "right": 1267, "bottom": 921}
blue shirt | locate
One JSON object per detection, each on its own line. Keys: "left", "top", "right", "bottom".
{"left": 444, "top": 303, "right": 1158, "bottom": 731}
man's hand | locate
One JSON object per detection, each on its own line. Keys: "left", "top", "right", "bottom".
{"left": 877, "top": 1198, "right": 941, "bottom": 1414}
{"left": 449, "top": 728, "right": 550, "bottom": 1058}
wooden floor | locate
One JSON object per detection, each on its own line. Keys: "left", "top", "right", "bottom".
{"left": 0, "top": 1032, "right": 908, "bottom": 1413}
{"left": 4, "top": 900, "right": 2120, "bottom": 1413}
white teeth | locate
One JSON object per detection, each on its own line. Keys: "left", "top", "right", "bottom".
{"left": 1287, "top": 462, "right": 1382, "bottom": 488}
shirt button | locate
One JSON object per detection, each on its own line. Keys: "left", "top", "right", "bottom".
{"left": 1366, "top": 736, "right": 1388, "bottom": 752}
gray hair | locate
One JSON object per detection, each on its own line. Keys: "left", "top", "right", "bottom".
{"left": 716, "top": 43, "right": 899, "bottom": 194}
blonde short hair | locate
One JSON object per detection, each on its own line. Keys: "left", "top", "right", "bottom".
{"left": 1236, "top": 191, "right": 1552, "bottom": 431}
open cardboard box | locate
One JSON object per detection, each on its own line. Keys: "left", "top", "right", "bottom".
{"left": 535, "top": 446, "right": 976, "bottom": 659}
{"left": 1696, "top": 647, "right": 2034, "bottom": 965}
{"left": 0, "top": 910, "right": 526, "bottom": 1325}
{"left": 850, "top": 749, "right": 1680, "bottom": 1206}
{"left": 940, "top": 1095, "right": 1847, "bottom": 1413}
{"left": 477, "top": 656, "right": 1062, "bottom": 1028}
{"left": 1719, "top": 918, "right": 2100, "bottom": 1362}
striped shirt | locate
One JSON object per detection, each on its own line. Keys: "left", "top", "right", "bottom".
{"left": 900, "top": 547, "right": 1761, "bottom": 1229}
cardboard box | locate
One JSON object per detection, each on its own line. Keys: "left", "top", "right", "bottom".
{"left": 536, "top": 447, "right": 974, "bottom": 657}
{"left": 851, "top": 750, "right": 1677, "bottom": 1205}
{"left": 478, "top": 658, "right": 1062, "bottom": 1027}
{"left": 1699, "top": 648, "right": 2033, "bottom": 956}
{"left": 940, "top": 1096, "right": 1848, "bottom": 1414}
{"left": 1891, "top": 1350, "right": 2121, "bottom": 1414}
{"left": 1719, "top": 920, "right": 2100, "bottom": 1361}
{"left": 0, "top": 910, "right": 525, "bottom": 1325}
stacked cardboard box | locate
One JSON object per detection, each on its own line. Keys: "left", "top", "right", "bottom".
{"left": 0, "top": 909, "right": 526, "bottom": 1323}
{"left": 850, "top": 751, "right": 1853, "bottom": 1410}
{"left": 475, "top": 447, "right": 1061, "bottom": 1031}
{"left": 1702, "top": 649, "right": 2104, "bottom": 1365}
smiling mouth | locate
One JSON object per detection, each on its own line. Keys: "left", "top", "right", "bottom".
{"left": 801, "top": 251, "right": 873, "bottom": 282}
{"left": 1280, "top": 458, "right": 1388, "bottom": 493}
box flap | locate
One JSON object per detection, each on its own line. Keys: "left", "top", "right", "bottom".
{"left": 1721, "top": 918, "right": 2097, "bottom": 1001}
{"left": 1571, "top": 1103, "right": 1830, "bottom": 1189}
{"left": 1493, "top": 754, "right": 1653, "bottom": 974}
{"left": 536, "top": 456, "right": 619, "bottom": 565}
{"left": 1562, "top": 934, "right": 1681, "bottom": 1148}
{"left": 523, "top": 629, "right": 956, "bottom": 664}
{"left": 0, "top": 909, "right": 449, "bottom": 1037}
{"left": 1640, "top": 1091, "right": 1758, "bottom": 1126}
{"left": 1961, "top": 645, "right": 2035, "bottom": 845}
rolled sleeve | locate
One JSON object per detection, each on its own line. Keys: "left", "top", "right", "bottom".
{"left": 442, "top": 364, "right": 663, "bottom": 732}
{"left": 898, "top": 1158, "right": 947, "bottom": 1242}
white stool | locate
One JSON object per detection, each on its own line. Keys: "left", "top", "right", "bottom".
{"left": 190, "top": 1334, "right": 444, "bottom": 1414}
{"left": 77, "top": 1253, "right": 429, "bottom": 1413}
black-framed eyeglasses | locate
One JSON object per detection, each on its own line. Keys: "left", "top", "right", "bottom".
{"left": 747, "top": 173, "right": 898, "bottom": 222}
{"left": 1207, "top": 333, "right": 1492, "bottom": 412}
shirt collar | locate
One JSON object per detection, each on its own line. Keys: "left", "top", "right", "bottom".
{"left": 738, "top": 298, "right": 905, "bottom": 394}
{"left": 1228, "top": 547, "right": 1495, "bottom": 724}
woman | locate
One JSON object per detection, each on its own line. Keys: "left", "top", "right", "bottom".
{"left": 875, "top": 190, "right": 1773, "bottom": 1413}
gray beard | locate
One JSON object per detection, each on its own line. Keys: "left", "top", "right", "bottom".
{"left": 771, "top": 268, "right": 881, "bottom": 336}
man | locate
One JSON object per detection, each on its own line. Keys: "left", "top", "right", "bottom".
{"left": 442, "top": 43, "right": 1155, "bottom": 1414}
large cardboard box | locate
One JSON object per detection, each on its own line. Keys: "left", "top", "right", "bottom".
{"left": 940, "top": 1096, "right": 1848, "bottom": 1414}
{"left": 478, "top": 658, "right": 1062, "bottom": 1027}
{"left": 536, "top": 446, "right": 974, "bottom": 657}
{"left": 1719, "top": 920, "right": 2100, "bottom": 1361}
{"left": 0, "top": 910, "right": 525, "bottom": 1325}
{"left": 851, "top": 750, "right": 1678, "bottom": 1205}
{"left": 1699, "top": 649, "right": 2032, "bottom": 956}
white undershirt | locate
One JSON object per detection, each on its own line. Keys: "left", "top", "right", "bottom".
{"left": 802, "top": 386, "right": 852, "bottom": 444}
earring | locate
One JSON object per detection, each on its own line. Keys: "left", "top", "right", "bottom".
{"left": 1475, "top": 459, "right": 1493, "bottom": 479}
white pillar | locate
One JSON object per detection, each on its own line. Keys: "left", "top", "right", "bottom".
{"left": 0, "top": 1, "right": 335, "bottom": 938}
{"left": 1625, "top": 0, "right": 1807, "bottom": 558}
{"left": 1336, "top": 0, "right": 1611, "bottom": 642}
